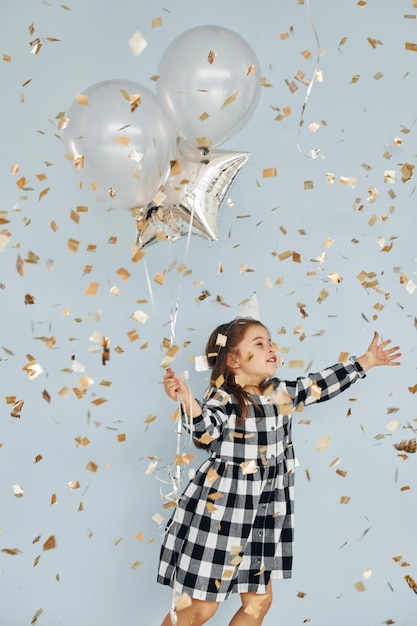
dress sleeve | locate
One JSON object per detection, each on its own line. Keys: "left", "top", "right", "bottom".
{"left": 180, "top": 387, "right": 233, "bottom": 441}
{"left": 278, "top": 357, "right": 366, "bottom": 409}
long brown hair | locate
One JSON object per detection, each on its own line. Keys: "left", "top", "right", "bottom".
{"left": 205, "top": 317, "right": 268, "bottom": 423}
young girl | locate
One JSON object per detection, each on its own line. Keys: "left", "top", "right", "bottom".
{"left": 158, "top": 318, "right": 401, "bottom": 626}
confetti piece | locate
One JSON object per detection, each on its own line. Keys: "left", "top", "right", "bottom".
{"left": 386, "top": 420, "right": 401, "bottom": 432}
{"left": 11, "top": 399, "right": 24, "bottom": 418}
{"left": 404, "top": 574, "right": 417, "bottom": 593}
{"left": 2, "top": 547, "right": 23, "bottom": 555}
{"left": 129, "top": 31, "right": 148, "bottom": 56}
{"left": 151, "top": 17, "right": 162, "bottom": 28}
{"left": 152, "top": 513, "right": 164, "bottom": 525}
{"left": 43, "top": 535, "right": 56, "bottom": 551}
{"left": 13, "top": 484, "right": 24, "bottom": 498}
{"left": 400, "top": 163, "right": 414, "bottom": 182}
{"left": 221, "top": 91, "right": 238, "bottom": 109}
{"left": 76, "top": 93, "right": 89, "bottom": 105}
{"left": 263, "top": 167, "right": 277, "bottom": 178}
{"left": 31, "top": 609, "right": 43, "bottom": 625}
{"left": 394, "top": 439, "right": 416, "bottom": 453}
{"left": 316, "top": 435, "right": 332, "bottom": 451}
{"left": 354, "top": 581, "right": 366, "bottom": 592}
{"left": 85, "top": 282, "right": 99, "bottom": 296}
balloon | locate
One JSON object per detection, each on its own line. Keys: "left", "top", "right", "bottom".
{"left": 64, "top": 79, "right": 176, "bottom": 210}
{"left": 135, "top": 203, "right": 183, "bottom": 249}
{"left": 156, "top": 26, "right": 261, "bottom": 160}
{"left": 136, "top": 150, "right": 249, "bottom": 249}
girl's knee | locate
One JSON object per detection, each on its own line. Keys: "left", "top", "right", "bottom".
{"left": 187, "top": 598, "right": 219, "bottom": 624}
{"left": 241, "top": 585, "right": 273, "bottom": 620}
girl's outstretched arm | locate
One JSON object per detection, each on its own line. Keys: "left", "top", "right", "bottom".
{"left": 163, "top": 368, "right": 202, "bottom": 418}
{"left": 357, "top": 331, "right": 401, "bottom": 372}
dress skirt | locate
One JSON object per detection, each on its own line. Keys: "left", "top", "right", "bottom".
{"left": 157, "top": 454, "right": 295, "bottom": 602}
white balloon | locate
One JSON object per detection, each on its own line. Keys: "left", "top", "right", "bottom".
{"left": 64, "top": 79, "right": 176, "bottom": 210}
{"left": 157, "top": 26, "right": 261, "bottom": 160}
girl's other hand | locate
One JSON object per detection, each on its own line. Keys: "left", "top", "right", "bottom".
{"left": 358, "top": 331, "right": 401, "bottom": 371}
{"left": 163, "top": 368, "right": 189, "bottom": 400}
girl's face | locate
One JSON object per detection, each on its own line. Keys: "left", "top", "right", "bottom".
{"left": 227, "top": 324, "right": 278, "bottom": 387}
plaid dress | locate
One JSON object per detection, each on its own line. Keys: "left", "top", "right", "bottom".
{"left": 157, "top": 358, "right": 366, "bottom": 601}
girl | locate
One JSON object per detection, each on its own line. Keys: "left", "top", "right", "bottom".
{"left": 158, "top": 318, "right": 401, "bottom": 626}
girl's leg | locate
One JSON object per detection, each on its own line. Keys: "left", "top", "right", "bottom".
{"left": 161, "top": 598, "right": 219, "bottom": 626}
{"left": 228, "top": 581, "right": 273, "bottom": 626}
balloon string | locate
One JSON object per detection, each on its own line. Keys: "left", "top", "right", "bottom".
{"left": 296, "top": 0, "right": 325, "bottom": 160}
{"left": 142, "top": 256, "right": 156, "bottom": 313}
{"left": 168, "top": 184, "right": 196, "bottom": 346}
{"left": 167, "top": 195, "right": 197, "bottom": 624}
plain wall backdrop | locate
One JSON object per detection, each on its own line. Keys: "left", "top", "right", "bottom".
{"left": 0, "top": 1, "right": 416, "bottom": 625}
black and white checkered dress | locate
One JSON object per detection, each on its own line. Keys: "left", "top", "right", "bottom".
{"left": 157, "top": 358, "right": 365, "bottom": 601}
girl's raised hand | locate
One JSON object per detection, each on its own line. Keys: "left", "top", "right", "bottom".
{"left": 359, "top": 331, "right": 401, "bottom": 371}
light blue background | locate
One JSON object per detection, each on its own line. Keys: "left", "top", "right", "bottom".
{"left": 1, "top": 1, "right": 416, "bottom": 624}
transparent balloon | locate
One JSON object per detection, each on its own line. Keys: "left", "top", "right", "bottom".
{"left": 64, "top": 79, "right": 176, "bottom": 210}
{"left": 156, "top": 26, "right": 261, "bottom": 160}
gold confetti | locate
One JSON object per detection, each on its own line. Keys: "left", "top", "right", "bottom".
{"left": 2, "top": 547, "right": 22, "bottom": 555}
{"left": 394, "top": 439, "right": 416, "bottom": 453}
{"left": 340, "top": 496, "right": 351, "bottom": 505}
{"left": 43, "top": 535, "right": 56, "bottom": 551}
{"left": 327, "top": 272, "right": 343, "bottom": 284}
{"left": 151, "top": 17, "right": 162, "bottom": 28}
{"left": 263, "top": 167, "right": 277, "bottom": 178}
{"left": 76, "top": 93, "right": 90, "bottom": 105}
{"left": 400, "top": 163, "right": 414, "bottom": 182}
{"left": 86, "top": 461, "right": 98, "bottom": 472}
{"left": 13, "top": 484, "right": 24, "bottom": 498}
{"left": 316, "top": 435, "right": 332, "bottom": 451}
{"left": 31, "top": 609, "right": 43, "bottom": 625}
{"left": 11, "top": 399, "right": 24, "bottom": 418}
{"left": 207, "top": 468, "right": 220, "bottom": 484}
{"left": 91, "top": 397, "right": 107, "bottom": 406}
{"left": 85, "top": 282, "right": 99, "bottom": 296}
{"left": 405, "top": 42, "right": 417, "bottom": 52}
{"left": 116, "top": 267, "right": 130, "bottom": 282}
{"left": 404, "top": 574, "right": 417, "bottom": 593}
{"left": 221, "top": 91, "right": 238, "bottom": 109}
{"left": 129, "top": 31, "right": 148, "bottom": 56}
{"left": 160, "top": 344, "right": 180, "bottom": 368}
{"left": 16, "top": 176, "right": 29, "bottom": 189}
{"left": 38, "top": 187, "right": 50, "bottom": 201}
{"left": 175, "top": 593, "right": 192, "bottom": 611}
{"left": 67, "top": 238, "right": 79, "bottom": 253}
{"left": 208, "top": 50, "right": 217, "bottom": 64}
{"left": 152, "top": 513, "right": 164, "bottom": 525}
{"left": 354, "top": 581, "right": 366, "bottom": 592}
{"left": 317, "top": 288, "right": 329, "bottom": 303}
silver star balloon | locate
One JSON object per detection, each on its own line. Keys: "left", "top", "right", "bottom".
{"left": 136, "top": 150, "right": 249, "bottom": 249}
